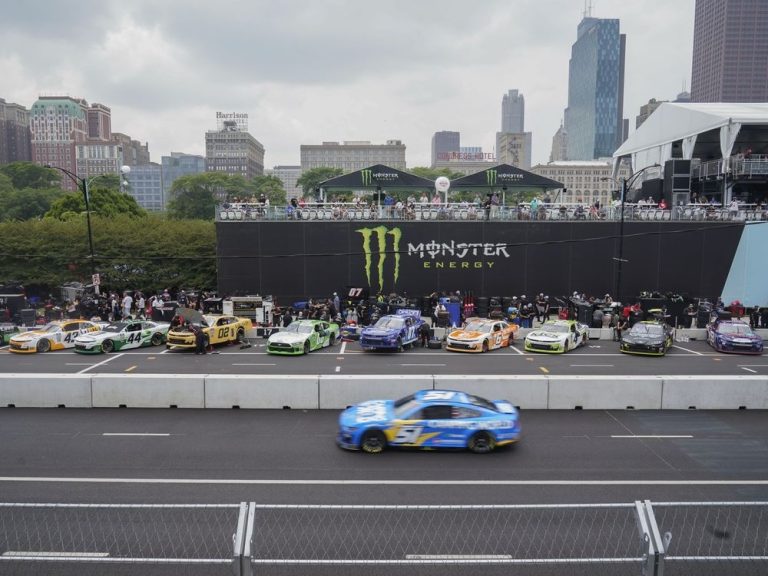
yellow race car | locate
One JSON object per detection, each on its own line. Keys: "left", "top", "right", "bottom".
{"left": 9, "top": 320, "right": 101, "bottom": 353}
{"left": 165, "top": 308, "right": 252, "bottom": 350}
{"left": 445, "top": 318, "right": 518, "bottom": 353}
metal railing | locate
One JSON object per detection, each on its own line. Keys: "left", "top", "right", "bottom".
{"left": 2, "top": 501, "right": 766, "bottom": 575}
{"left": 217, "top": 202, "right": 768, "bottom": 223}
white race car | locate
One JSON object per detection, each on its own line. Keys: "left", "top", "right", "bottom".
{"left": 9, "top": 320, "right": 101, "bottom": 353}
{"left": 74, "top": 320, "right": 170, "bottom": 354}
{"left": 524, "top": 320, "right": 589, "bottom": 354}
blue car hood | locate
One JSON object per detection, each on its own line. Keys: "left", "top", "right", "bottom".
{"left": 339, "top": 399, "right": 394, "bottom": 427}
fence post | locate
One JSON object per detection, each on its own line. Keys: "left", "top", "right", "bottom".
{"left": 240, "top": 502, "right": 256, "bottom": 576}
{"left": 643, "top": 500, "right": 668, "bottom": 576}
{"left": 635, "top": 500, "right": 657, "bottom": 575}
{"left": 232, "top": 502, "right": 248, "bottom": 576}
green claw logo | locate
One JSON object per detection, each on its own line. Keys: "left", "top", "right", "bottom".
{"left": 361, "top": 169, "right": 373, "bottom": 186}
{"left": 486, "top": 169, "right": 497, "bottom": 186}
{"left": 356, "top": 226, "right": 401, "bottom": 292}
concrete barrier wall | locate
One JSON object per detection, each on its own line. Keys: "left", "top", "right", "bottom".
{"left": 91, "top": 374, "right": 205, "bottom": 408}
{"left": 548, "top": 376, "right": 664, "bottom": 410}
{"left": 205, "top": 375, "right": 319, "bottom": 409}
{"left": 661, "top": 376, "right": 768, "bottom": 409}
{"left": 0, "top": 374, "right": 92, "bottom": 408}
{"left": 432, "top": 375, "right": 549, "bottom": 409}
{"left": 318, "top": 375, "right": 433, "bottom": 409}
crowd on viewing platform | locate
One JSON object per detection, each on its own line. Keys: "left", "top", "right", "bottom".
{"left": 217, "top": 197, "right": 768, "bottom": 223}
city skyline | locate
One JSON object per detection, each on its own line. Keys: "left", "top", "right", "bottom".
{"left": 0, "top": 1, "right": 695, "bottom": 168}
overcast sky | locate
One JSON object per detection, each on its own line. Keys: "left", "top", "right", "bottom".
{"left": 1, "top": 0, "right": 694, "bottom": 169}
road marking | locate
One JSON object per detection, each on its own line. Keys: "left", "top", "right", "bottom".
{"left": 65, "top": 363, "right": 93, "bottom": 366}
{"left": 147, "top": 356, "right": 156, "bottom": 360}
{"left": 102, "top": 433, "right": 170, "bottom": 437}
{"left": 406, "top": 554, "right": 512, "bottom": 560}
{"left": 232, "top": 363, "right": 276, "bottom": 366}
{"left": 672, "top": 345, "right": 703, "bottom": 356}
{"left": 335, "top": 366, "right": 341, "bottom": 373}
{"left": 611, "top": 435, "right": 694, "bottom": 439}
{"left": 539, "top": 366, "right": 549, "bottom": 374}
{"left": 401, "top": 363, "right": 446, "bottom": 367}
{"left": 570, "top": 364, "right": 614, "bottom": 367}
{"left": 713, "top": 357, "right": 721, "bottom": 362}
{"left": 125, "top": 365, "right": 137, "bottom": 372}
{"left": 1, "top": 477, "right": 767, "bottom": 486}
{"left": 340, "top": 342, "right": 347, "bottom": 354}
{"left": 77, "top": 353, "right": 124, "bottom": 374}
{"left": 2, "top": 551, "right": 109, "bottom": 558}
{"left": 509, "top": 344, "right": 524, "bottom": 355}
{"left": 741, "top": 367, "right": 758, "bottom": 374}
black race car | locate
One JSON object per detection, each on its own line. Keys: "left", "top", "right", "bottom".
{"left": 619, "top": 320, "right": 673, "bottom": 356}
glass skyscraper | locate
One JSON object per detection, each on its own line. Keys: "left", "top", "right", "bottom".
{"left": 564, "top": 17, "right": 626, "bottom": 160}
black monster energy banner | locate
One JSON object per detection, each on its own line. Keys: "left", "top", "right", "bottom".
{"left": 216, "top": 221, "right": 744, "bottom": 303}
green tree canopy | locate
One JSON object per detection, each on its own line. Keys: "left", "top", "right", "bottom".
{"left": 408, "top": 166, "right": 466, "bottom": 181}
{"left": 0, "top": 187, "right": 65, "bottom": 221}
{"left": 46, "top": 187, "right": 147, "bottom": 220}
{"left": 167, "top": 172, "right": 253, "bottom": 219}
{"left": 0, "top": 162, "right": 60, "bottom": 190}
{"left": 296, "top": 167, "right": 343, "bottom": 197}
{"left": 249, "top": 175, "right": 287, "bottom": 205}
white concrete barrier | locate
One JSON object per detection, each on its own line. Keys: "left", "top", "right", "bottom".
{"left": 318, "top": 375, "right": 433, "bottom": 409}
{"left": 548, "top": 376, "right": 663, "bottom": 410}
{"left": 0, "top": 374, "right": 92, "bottom": 408}
{"left": 205, "top": 375, "right": 319, "bottom": 409}
{"left": 661, "top": 376, "right": 768, "bottom": 409}
{"left": 91, "top": 374, "right": 205, "bottom": 408}
{"left": 432, "top": 375, "right": 548, "bottom": 409}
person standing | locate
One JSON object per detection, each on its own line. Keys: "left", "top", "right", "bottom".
{"left": 419, "top": 321, "right": 431, "bottom": 348}
{"left": 615, "top": 314, "right": 629, "bottom": 341}
{"left": 193, "top": 324, "right": 206, "bottom": 355}
{"left": 121, "top": 291, "right": 133, "bottom": 320}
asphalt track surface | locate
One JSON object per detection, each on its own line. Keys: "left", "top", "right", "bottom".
{"left": 1, "top": 337, "right": 766, "bottom": 375}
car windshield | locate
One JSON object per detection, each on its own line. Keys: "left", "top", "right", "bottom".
{"left": 104, "top": 323, "right": 128, "bottom": 332}
{"left": 375, "top": 317, "right": 404, "bottom": 329}
{"left": 464, "top": 321, "right": 490, "bottom": 333}
{"left": 541, "top": 323, "right": 569, "bottom": 333}
{"left": 284, "top": 323, "right": 313, "bottom": 334}
{"left": 719, "top": 323, "right": 754, "bottom": 336}
{"left": 631, "top": 324, "right": 664, "bottom": 336}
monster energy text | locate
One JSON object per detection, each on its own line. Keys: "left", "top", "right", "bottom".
{"left": 356, "top": 226, "right": 401, "bottom": 292}
{"left": 408, "top": 241, "right": 508, "bottom": 270}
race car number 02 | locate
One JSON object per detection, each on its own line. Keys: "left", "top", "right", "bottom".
{"left": 217, "top": 327, "right": 230, "bottom": 339}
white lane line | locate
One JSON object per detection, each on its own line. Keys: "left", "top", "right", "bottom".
{"left": 160, "top": 348, "right": 170, "bottom": 354}
{"left": 335, "top": 366, "right": 341, "bottom": 373}
{"left": 406, "top": 554, "right": 512, "bottom": 560}
{"left": 232, "top": 363, "right": 276, "bottom": 366}
{"left": 102, "top": 433, "right": 170, "bottom": 437}
{"left": 77, "top": 353, "right": 124, "bottom": 374}
{"left": 401, "top": 364, "right": 446, "bottom": 367}
{"left": 2, "top": 551, "right": 109, "bottom": 558}
{"left": 570, "top": 364, "right": 614, "bottom": 367}
{"left": 340, "top": 341, "right": 347, "bottom": 354}
{"left": 1, "top": 477, "right": 766, "bottom": 486}
{"left": 65, "top": 363, "right": 94, "bottom": 366}
{"left": 741, "top": 367, "right": 758, "bottom": 374}
{"left": 509, "top": 344, "right": 525, "bottom": 355}
{"left": 671, "top": 345, "right": 704, "bottom": 356}
{"left": 611, "top": 435, "right": 694, "bottom": 439}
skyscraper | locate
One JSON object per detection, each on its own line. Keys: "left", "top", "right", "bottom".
{"left": 501, "top": 90, "right": 525, "bottom": 133}
{"left": 563, "top": 15, "right": 626, "bottom": 160}
{"left": 0, "top": 98, "right": 32, "bottom": 165}
{"left": 691, "top": 0, "right": 768, "bottom": 102}
{"left": 430, "top": 131, "right": 460, "bottom": 167}
{"left": 205, "top": 113, "right": 265, "bottom": 179}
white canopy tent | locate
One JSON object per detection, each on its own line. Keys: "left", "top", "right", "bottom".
{"left": 612, "top": 102, "right": 768, "bottom": 180}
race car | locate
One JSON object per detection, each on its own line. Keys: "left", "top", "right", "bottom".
{"left": 446, "top": 318, "right": 518, "bottom": 353}
{"left": 337, "top": 389, "right": 520, "bottom": 454}
{"left": 266, "top": 319, "right": 340, "bottom": 355}
{"left": 359, "top": 309, "right": 424, "bottom": 351}
{"left": 74, "top": 320, "right": 170, "bottom": 354}
{"left": 619, "top": 320, "right": 674, "bottom": 356}
{"left": 8, "top": 320, "right": 101, "bottom": 353}
{"left": 707, "top": 319, "right": 764, "bottom": 355}
{"left": 0, "top": 323, "right": 20, "bottom": 346}
{"left": 165, "top": 308, "right": 252, "bottom": 351}
{"left": 524, "top": 319, "right": 589, "bottom": 353}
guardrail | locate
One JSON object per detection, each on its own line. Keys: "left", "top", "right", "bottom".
{"left": 1, "top": 373, "right": 766, "bottom": 410}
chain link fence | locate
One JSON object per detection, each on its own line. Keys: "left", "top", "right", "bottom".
{"left": 1, "top": 501, "right": 766, "bottom": 576}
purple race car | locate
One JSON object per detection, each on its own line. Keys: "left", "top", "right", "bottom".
{"left": 706, "top": 319, "right": 764, "bottom": 355}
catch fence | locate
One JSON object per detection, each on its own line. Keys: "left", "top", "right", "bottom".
{"left": 0, "top": 501, "right": 766, "bottom": 575}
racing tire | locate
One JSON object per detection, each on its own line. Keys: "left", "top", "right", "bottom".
{"left": 427, "top": 339, "right": 442, "bottom": 349}
{"left": 467, "top": 431, "right": 496, "bottom": 454}
{"left": 36, "top": 339, "right": 51, "bottom": 353}
{"left": 101, "top": 339, "right": 115, "bottom": 353}
{"left": 563, "top": 342, "right": 569, "bottom": 353}
{"left": 303, "top": 341, "right": 310, "bottom": 355}
{"left": 150, "top": 333, "right": 164, "bottom": 346}
{"left": 482, "top": 340, "right": 489, "bottom": 353}
{"left": 360, "top": 430, "right": 387, "bottom": 454}
{"left": 396, "top": 338, "right": 403, "bottom": 352}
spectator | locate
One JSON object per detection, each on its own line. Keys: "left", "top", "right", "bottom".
{"left": 615, "top": 314, "right": 629, "bottom": 341}
{"left": 419, "top": 321, "right": 431, "bottom": 348}
{"left": 122, "top": 291, "right": 133, "bottom": 320}
{"left": 728, "top": 198, "right": 739, "bottom": 220}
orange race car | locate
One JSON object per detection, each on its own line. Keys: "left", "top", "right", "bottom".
{"left": 445, "top": 318, "right": 518, "bottom": 353}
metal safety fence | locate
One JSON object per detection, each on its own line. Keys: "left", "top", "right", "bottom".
{"left": 0, "top": 501, "right": 766, "bottom": 576}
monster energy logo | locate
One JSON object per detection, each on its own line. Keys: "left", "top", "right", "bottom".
{"left": 486, "top": 169, "right": 497, "bottom": 186}
{"left": 361, "top": 169, "right": 373, "bottom": 186}
{"left": 356, "top": 226, "right": 401, "bottom": 292}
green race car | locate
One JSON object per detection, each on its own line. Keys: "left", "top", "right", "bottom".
{"left": 266, "top": 319, "right": 340, "bottom": 355}
{"left": 73, "top": 320, "right": 170, "bottom": 353}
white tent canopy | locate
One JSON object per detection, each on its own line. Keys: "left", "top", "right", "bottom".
{"left": 613, "top": 103, "right": 768, "bottom": 175}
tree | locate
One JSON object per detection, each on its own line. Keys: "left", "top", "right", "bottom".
{"left": 167, "top": 173, "right": 252, "bottom": 220}
{"left": 408, "top": 166, "right": 465, "bottom": 181}
{"left": 250, "top": 175, "right": 287, "bottom": 206}
{"left": 0, "top": 162, "right": 60, "bottom": 190}
{"left": 0, "top": 187, "right": 64, "bottom": 221}
{"left": 46, "top": 187, "right": 147, "bottom": 220}
{"left": 296, "top": 167, "right": 343, "bottom": 197}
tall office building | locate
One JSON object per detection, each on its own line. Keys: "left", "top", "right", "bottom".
{"left": 501, "top": 89, "right": 525, "bottom": 133}
{"left": 563, "top": 15, "right": 626, "bottom": 160}
{"left": 0, "top": 98, "right": 32, "bottom": 165}
{"left": 272, "top": 165, "right": 302, "bottom": 200}
{"left": 301, "top": 140, "right": 406, "bottom": 171}
{"left": 205, "top": 113, "right": 265, "bottom": 179}
{"left": 550, "top": 122, "right": 568, "bottom": 162}
{"left": 691, "top": 0, "right": 768, "bottom": 102}
{"left": 636, "top": 98, "right": 666, "bottom": 128}
{"left": 496, "top": 132, "right": 532, "bottom": 169}
{"left": 112, "top": 132, "right": 150, "bottom": 166}
{"left": 430, "top": 131, "right": 460, "bottom": 167}
{"left": 162, "top": 152, "right": 206, "bottom": 202}
{"left": 125, "top": 162, "right": 164, "bottom": 211}
{"left": 76, "top": 103, "right": 124, "bottom": 179}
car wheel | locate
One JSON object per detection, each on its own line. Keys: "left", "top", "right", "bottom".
{"left": 303, "top": 340, "right": 310, "bottom": 355}
{"left": 151, "top": 333, "right": 164, "bottom": 346}
{"left": 102, "top": 339, "right": 114, "bottom": 353}
{"left": 360, "top": 430, "right": 387, "bottom": 454}
{"left": 482, "top": 340, "right": 489, "bottom": 353}
{"left": 234, "top": 328, "right": 245, "bottom": 344}
{"left": 396, "top": 338, "right": 403, "bottom": 352}
{"left": 36, "top": 339, "right": 51, "bottom": 353}
{"left": 581, "top": 333, "right": 588, "bottom": 346}
{"left": 564, "top": 341, "right": 569, "bottom": 353}
{"left": 467, "top": 431, "right": 496, "bottom": 454}
{"left": 328, "top": 333, "right": 336, "bottom": 347}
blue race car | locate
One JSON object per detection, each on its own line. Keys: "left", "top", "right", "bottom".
{"left": 359, "top": 309, "right": 423, "bottom": 351}
{"left": 337, "top": 389, "right": 521, "bottom": 454}
{"left": 707, "top": 319, "right": 764, "bottom": 355}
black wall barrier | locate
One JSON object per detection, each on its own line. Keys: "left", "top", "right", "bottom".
{"left": 216, "top": 221, "right": 744, "bottom": 304}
